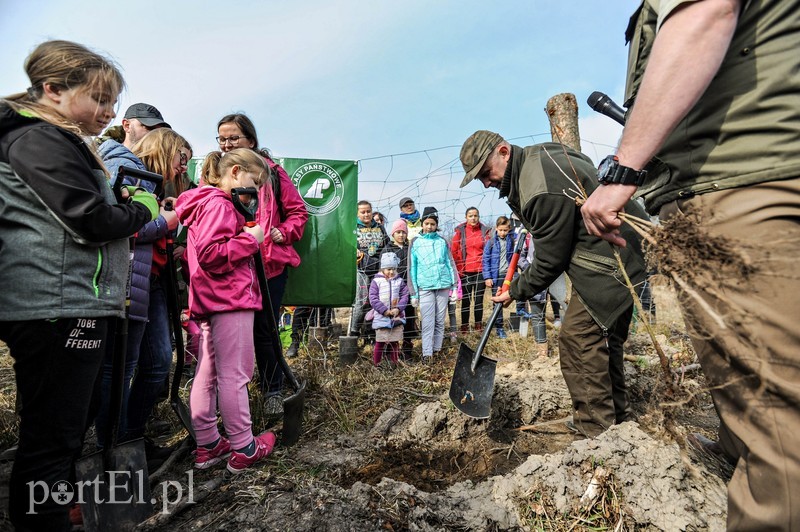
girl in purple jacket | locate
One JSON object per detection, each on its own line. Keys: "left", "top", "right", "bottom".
{"left": 175, "top": 149, "right": 276, "bottom": 474}
{"left": 368, "top": 252, "right": 409, "bottom": 367}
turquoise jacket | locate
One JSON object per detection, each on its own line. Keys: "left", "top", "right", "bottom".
{"left": 408, "top": 231, "right": 457, "bottom": 296}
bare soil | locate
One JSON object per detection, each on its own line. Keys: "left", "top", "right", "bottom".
{"left": 0, "top": 285, "right": 731, "bottom": 531}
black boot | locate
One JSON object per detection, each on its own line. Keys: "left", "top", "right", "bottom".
{"left": 286, "top": 340, "right": 299, "bottom": 358}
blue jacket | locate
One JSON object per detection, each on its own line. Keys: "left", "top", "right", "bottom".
{"left": 408, "top": 231, "right": 457, "bottom": 296}
{"left": 99, "top": 140, "right": 171, "bottom": 322}
{"left": 482, "top": 233, "right": 515, "bottom": 285}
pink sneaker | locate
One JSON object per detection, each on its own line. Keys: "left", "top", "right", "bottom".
{"left": 226, "top": 432, "right": 277, "bottom": 474}
{"left": 194, "top": 437, "right": 231, "bottom": 470}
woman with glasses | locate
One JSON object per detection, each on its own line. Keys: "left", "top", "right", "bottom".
{"left": 216, "top": 114, "right": 309, "bottom": 415}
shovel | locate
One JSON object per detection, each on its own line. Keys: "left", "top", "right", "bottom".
{"left": 449, "top": 231, "right": 527, "bottom": 419}
{"left": 231, "top": 187, "right": 307, "bottom": 446}
{"left": 76, "top": 168, "right": 163, "bottom": 530}
{"left": 162, "top": 202, "right": 196, "bottom": 441}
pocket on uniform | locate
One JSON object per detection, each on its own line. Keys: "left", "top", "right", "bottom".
{"left": 571, "top": 248, "right": 619, "bottom": 277}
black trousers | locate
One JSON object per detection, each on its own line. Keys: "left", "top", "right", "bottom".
{"left": 254, "top": 268, "right": 288, "bottom": 396}
{"left": 1, "top": 317, "right": 110, "bottom": 532}
{"left": 291, "top": 307, "right": 333, "bottom": 340}
{"left": 460, "top": 272, "right": 487, "bottom": 326}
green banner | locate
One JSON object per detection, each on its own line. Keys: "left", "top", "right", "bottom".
{"left": 187, "top": 157, "right": 204, "bottom": 185}
{"left": 280, "top": 158, "right": 358, "bottom": 306}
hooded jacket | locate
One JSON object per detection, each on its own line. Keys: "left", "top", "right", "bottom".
{"left": 408, "top": 231, "right": 458, "bottom": 295}
{"left": 175, "top": 186, "right": 261, "bottom": 318}
{"left": 482, "top": 232, "right": 515, "bottom": 285}
{"left": 0, "top": 102, "right": 153, "bottom": 320}
{"left": 502, "top": 142, "right": 647, "bottom": 330}
{"left": 98, "top": 139, "right": 172, "bottom": 322}
{"left": 257, "top": 157, "right": 309, "bottom": 279}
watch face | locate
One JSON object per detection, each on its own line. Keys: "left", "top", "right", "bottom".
{"left": 598, "top": 155, "right": 616, "bottom": 180}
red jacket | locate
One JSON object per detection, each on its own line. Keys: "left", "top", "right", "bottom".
{"left": 450, "top": 222, "right": 491, "bottom": 276}
{"left": 175, "top": 186, "right": 262, "bottom": 318}
{"left": 257, "top": 157, "right": 309, "bottom": 279}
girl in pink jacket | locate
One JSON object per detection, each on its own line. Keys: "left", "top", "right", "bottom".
{"left": 175, "top": 148, "right": 276, "bottom": 474}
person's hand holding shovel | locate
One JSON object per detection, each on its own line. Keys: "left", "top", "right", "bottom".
{"left": 243, "top": 222, "right": 265, "bottom": 243}
{"left": 491, "top": 290, "right": 514, "bottom": 308}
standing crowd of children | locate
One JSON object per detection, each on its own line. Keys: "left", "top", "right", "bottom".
{"left": 353, "top": 200, "right": 565, "bottom": 368}
{"left": 0, "top": 39, "right": 564, "bottom": 531}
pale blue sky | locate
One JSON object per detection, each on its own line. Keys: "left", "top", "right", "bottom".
{"left": 1, "top": 0, "right": 636, "bottom": 230}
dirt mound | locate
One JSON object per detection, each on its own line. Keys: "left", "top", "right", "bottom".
{"left": 249, "top": 423, "right": 727, "bottom": 531}
{"left": 0, "top": 286, "right": 733, "bottom": 530}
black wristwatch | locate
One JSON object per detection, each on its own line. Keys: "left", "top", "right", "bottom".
{"left": 597, "top": 155, "right": 647, "bottom": 186}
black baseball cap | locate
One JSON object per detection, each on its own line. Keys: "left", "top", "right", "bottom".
{"left": 123, "top": 103, "right": 170, "bottom": 128}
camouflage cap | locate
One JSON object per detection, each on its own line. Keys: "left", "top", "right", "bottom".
{"left": 459, "top": 130, "right": 504, "bottom": 188}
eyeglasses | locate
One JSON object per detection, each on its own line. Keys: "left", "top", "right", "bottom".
{"left": 179, "top": 152, "right": 189, "bottom": 166}
{"left": 216, "top": 135, "right": 249, "bottom": 145}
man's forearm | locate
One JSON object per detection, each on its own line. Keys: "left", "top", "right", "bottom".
{"left": 617, "top": 0, "right": 741, "bottom": 170}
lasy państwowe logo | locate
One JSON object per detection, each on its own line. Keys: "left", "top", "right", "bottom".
{"left": 291, "top": 162, "right": 344, "bottom": 216}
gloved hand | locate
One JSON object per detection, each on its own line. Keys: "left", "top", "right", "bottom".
{"left": 127, "top": 187, "right": 159, "bottom": 221}
{"left": 449, "top": 289, "right": 458, "bottom": 303}
{"left": 411, "top": 297, "right": 419, "bottom": 309}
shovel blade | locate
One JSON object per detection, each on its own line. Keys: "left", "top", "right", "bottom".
{"left": 281, "top": 379, "right": 307, "bottom": 447}
{"left": 171, "top": 399, "right": 195, "bottom": 442}
{"left": 74, "top": 440, "right": 153, "bottom": 531}
{"left": 449, "top": 342, "right": 497, "bottom": 419}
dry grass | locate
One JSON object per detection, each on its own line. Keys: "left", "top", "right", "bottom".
{"left": 0, "top": 344, "right": 19, "bottom": 449}
{"left": 516, "top": 468, "right": 633, "bottom": 532}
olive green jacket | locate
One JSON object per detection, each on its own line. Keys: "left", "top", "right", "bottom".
{"left": 625, "top": 0, "right": 800, "bottom": 214}
{"left": 503, "top": 143, "right": 647, "bottom": 331}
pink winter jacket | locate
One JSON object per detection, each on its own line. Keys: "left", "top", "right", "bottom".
{"left": 175, "top": 186, "right": 262, "bottom": 318}
{"left": 258, "top": 157, "right": 309, "bottom": 279}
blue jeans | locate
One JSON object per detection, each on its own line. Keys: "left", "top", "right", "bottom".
{"left": 95, "top": 318, "right": 147, "bottom": 447}
{"left": 124, "top": 275, "right": 172, "bottom": 440}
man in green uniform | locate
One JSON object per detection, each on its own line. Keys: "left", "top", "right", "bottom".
{"left": 460, "top": 131, "right": 647, "bottom": 438}
{"left": 582, "top": 1, "right": 800, "bottom": 528}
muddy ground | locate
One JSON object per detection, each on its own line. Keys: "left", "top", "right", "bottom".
{"left": 0, "top": 286, "right": 732, "bottom": 531}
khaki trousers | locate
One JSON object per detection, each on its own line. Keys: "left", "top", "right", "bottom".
{"left": 660, "top": 177, "right": 800, "bottom": 531}
{"left": 558, "top": 289, "right": 632, "bottom": 437}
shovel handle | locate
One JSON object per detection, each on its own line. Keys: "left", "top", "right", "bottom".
{"left": 470, "top": 230, "right": 527, "bottom": 373}
{"left": 231, "top": 191, "right": 303, "bottom": 392}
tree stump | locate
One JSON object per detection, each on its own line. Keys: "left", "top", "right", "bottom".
{"left": 546, "top": 93, "right": 581, "bottom": 152}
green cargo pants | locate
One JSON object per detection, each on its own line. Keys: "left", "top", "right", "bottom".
{"left": 558, "top": 289, "right": 632, "bottom": 438}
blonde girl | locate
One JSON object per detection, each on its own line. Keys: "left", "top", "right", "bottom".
{"left": 175, "top": 148, "right": 278, "bottom": 474}
{"left": 0, "top": 40, "right": 157, "bottom": 530}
